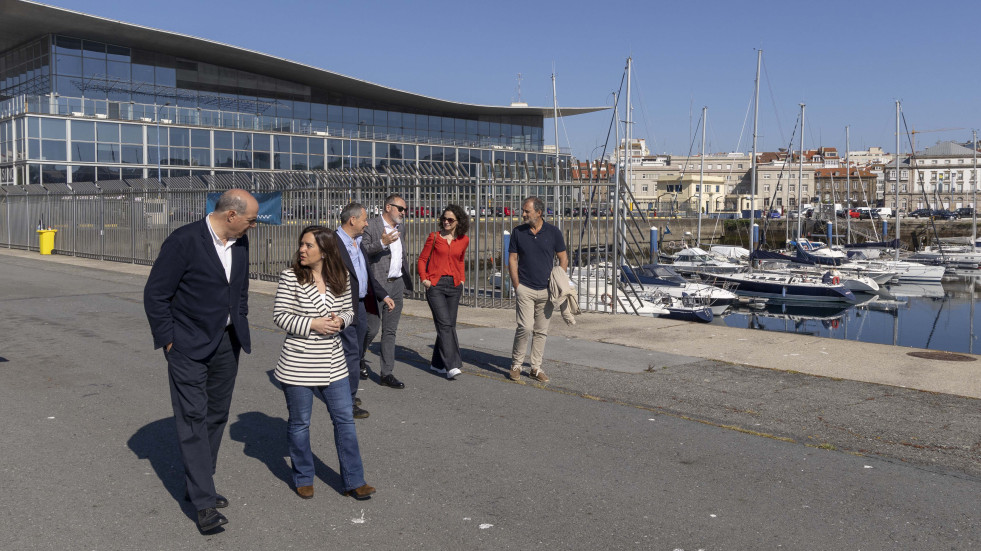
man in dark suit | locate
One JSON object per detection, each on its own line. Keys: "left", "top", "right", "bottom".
{"left": 361, "top": 194, "right": 414, "bottom": 389}
{"left": 335, "top": 203, "right": 393, "bottom": 419}
{"left": 144, "top": 188, "right": 258, "bottom": 534}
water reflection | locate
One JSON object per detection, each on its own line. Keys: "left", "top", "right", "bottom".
{"left": 720, "top": 274, "right": 981, "bottom": 354}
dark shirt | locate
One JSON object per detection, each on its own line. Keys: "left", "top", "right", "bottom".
{"left": 509, "top": 221, "right": 566, "bottom": 291}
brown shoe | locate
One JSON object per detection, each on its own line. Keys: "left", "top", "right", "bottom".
{"left": 530, "top": 369, "right": 550, "bottom": 383}
{"left": 296, "top": 485, "right": 314, "bottom": 499}
{"left": 346, "top": 484, "right": 376, "bottom": 500}
{"left": 508, "top": 367, "right": 521, "bottom": 381}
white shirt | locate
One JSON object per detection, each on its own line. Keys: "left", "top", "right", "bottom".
{"left": 206, "top": 214, "right": 236, "bottom": 326}
{"left": 383, "top": 218, "right": 403, "bottom": 279}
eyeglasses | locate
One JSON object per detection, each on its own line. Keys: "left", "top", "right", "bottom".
{"left": 442, "top": 217, "right": 457, "bottom": 223}
{"left": 389, "top": 204, "right": 406, "bottom": 213}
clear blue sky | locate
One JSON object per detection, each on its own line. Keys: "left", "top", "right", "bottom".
{"left": 42, "top": 0, "right": 981, "bottom": 159}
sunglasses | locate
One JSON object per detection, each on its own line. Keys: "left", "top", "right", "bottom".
{"left": 389, "top": 204, "right": 406, "bottom": 213}
{"left": 441, "top": 217, "right": 457, "bottom": 223}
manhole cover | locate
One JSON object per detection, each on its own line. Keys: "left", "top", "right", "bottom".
{"left": 907, "top": 351, "right": 977, "bottom": 362}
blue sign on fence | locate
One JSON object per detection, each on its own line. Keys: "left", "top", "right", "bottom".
{"left": 206, "top": 192, "right": 282, "bottom": 225}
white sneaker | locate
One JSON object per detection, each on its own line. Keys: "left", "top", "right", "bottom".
{"left": 430, "top": 365, "right": 448, "bottom": 375}
{"left": 446, "top": 368, "right": 462, "bottom": 380}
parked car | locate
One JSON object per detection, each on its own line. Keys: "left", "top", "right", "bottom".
{"left": 493, "top": 206, "right": 512, "bottom": 217}
{"left": 933, "top": 209, "right": 959, "bottom": 220}
{"left": 413, "top": 206, "right": 432, "bottom": 217}
{"left": 908, "top": 208, "right": 933, "bottom": 219}
{"left": 768, "top": 210, "right": 781, "bottom": 219}
{"left": 955, "top": 207, "right": 975, "bottom": 218}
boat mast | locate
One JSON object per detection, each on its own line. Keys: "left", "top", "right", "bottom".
{"left": 613, "top": 57, "right": 631, "bottom": 313}
{"left": 895, "top": 101, "right": 901, "bottom": 262}
{"left": 750, "top": 50, "right": 762, "bottom": 254}
{"left": 698, "top": 106, "right": 706, "bottom": 246}
{"left": 797, "top": 103, "right": 805, "bottom": 241}
{"left": 971, "top": 129, "right": 978, "bottom": 252}
{"left": 846, "top": 125, "right": 851, "bottom": 244}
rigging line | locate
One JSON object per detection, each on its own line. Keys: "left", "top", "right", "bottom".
{"left": 579, "top": 70, "right": 626, "bottom": 245}
{"left": 901, "top": 111, "right": 946, "bottom": 260}
{"left": 628, "top": 63, "right": 658, "bottom": 154}
{"left": 758, "top": 115, "right": 801, "bottom": 244}
{"left": 760, "top": 57, "right": 787, "bottom": 148}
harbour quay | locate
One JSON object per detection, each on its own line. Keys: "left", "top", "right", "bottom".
{"left": 1, "top": 247, "right": 978, "bottom": 549}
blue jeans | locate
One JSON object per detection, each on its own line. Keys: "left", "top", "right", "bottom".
{"left": 282, "top": 382, "right": 366, "bottom": 492}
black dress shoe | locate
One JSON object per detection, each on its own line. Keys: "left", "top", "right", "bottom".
{"left": 353, "top": 404, "right": 369, "bottom": 419}
{"left": 379, "top": 374, "right": 405, "bottom": 389}
{"left": 197, "top": 508, "right": 228, "bottom": 533}
{"left": 185, "top": 492, "right": 228, "bottom": 509}
{"left": 354, "top": 396, "right": 362, "bottom": 406}
{"left": 359, "top": 367, "right": 370, "bottom": 380}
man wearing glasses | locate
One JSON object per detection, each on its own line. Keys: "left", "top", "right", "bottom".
{"left": 144, "top": 189, "right": 258, "bottom": 534}
{"left": 361, "top": 194, "right": 414, "bottom": 389}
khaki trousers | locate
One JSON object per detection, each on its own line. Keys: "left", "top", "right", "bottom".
{"left": 511, "top": 285, "right": 554, "bottom": 372}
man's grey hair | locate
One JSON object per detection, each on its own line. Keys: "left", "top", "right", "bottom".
{"left": 214, "top": 190, "right": 247, "bottom": 213}
{"left": 340, "top": 202, "right": 366, "bottom": 224}
{"left": 523, "top": 196, "right": 545, "bottom": 214}
{"left": 384, "top": 193, "right": 404, "bottom": 207}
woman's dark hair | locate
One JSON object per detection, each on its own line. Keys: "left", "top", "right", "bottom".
{"left": 291, "top": 225, "right": 349, "bottom": 296}
{"left": 441, "top": 204, "right": 469, "bottom": 238}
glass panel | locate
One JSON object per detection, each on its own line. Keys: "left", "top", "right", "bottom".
{"left": 233, "top": 132, "right": 252, "bottom": 150}
{"left": 97, "top": 122, "right": 120, "bottom": 143}
{"left": 234, "top": 150, "right": 252, "bottom": 168}
{"left": 72, "top": 165, "right": 97, "bottom": 183}
{"left": 41, "top": 164, "right": 67, "bottom": 184}
{"left": 131, "top": 63, "right": 154, "bottom": 84}
{"left": 253, "top": 134, "right": 271, "bottom": 152}
{"left": 190, "top": 148, "right": 210, "bottom": 167}
{"left": 191, "top": 129, "right": 210, "bottom": 148}
{"left": 327, "top": 139, "right": 342, "bottom": 156}
{"left": 291, "top": 154, "right": 307, "bottom": 170}
{"left": 120, "top": 124, "right": 142, "bottom": 144}
{"left": 214, "top": 149, "right": 233, "bottom": 168}
{"left": 253, "top": 151, "right": 270, "bottom": 169}
{"left": 147, "top": 126, "right": 168, "bottom": 146}
{"left": 213, "top": 131, "right": 232, "bottom": 149}
{"left": 70, "top": 120, "right": 95, "bottom": 141}
{"left": 41, "top": 140, "right": 66, "bottom": 161}
{"left": 41, "top": 118, "right": 66, "bottom": 139}
{"left": 82, "top": 40, "right": 106, "bottom": 59}
{"left": 309, "top": 154, "right": 324, "bottom": 170}
{"left": 170, "top": 147, "right": 189, "bottom": 166}
{"left": 169, "top": 127, "right": 190, "bottom": 147}
{"left": 121, "top": 144, "right": 143, "bottom": 164}
{"left": 291, "top": 136, "right": 307, "bottom": 154}
{"left": 121, "top": 167, "right": 144, "bottom": 179}
{"left": 71, "top": 141, "right": 95, "bottom": 162}
{"left": 54, "top": 54, "right": 82, "bottom": 77}
{"left": 97, "top": 143, "right": 119, "bottom": 163}
{"left": 54, "top": 36, "right": 82, "bottom": 55}
{"left": 106, "top": 44, "right": 130, "bottom": 63}
{"left": 273, "top": 152, "right": 287, "bottom": 170}
{"left": 275, "top": 135, "right": 290, "bottom": 153}
{"left": 309, "top": 138, "right": 324, "bottom": 155}
{"left": 155, "top": 65, "right": 176, "bottom": 88}
{"left": 357, "top": 141, "right": 371, "bottom": 157}
{"left": 82, "top": 57, "right": 106, "bottom": 78}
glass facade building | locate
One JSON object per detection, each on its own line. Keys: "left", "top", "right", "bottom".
{"left": 0, "top": 2, "right": 602, "bottom": 187}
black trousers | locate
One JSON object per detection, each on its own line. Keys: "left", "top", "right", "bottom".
{"left": 166, "top": 328, "right": 240, "bottom": 511}
{"left": 426, "top": 276, "right": 463, "bottom": 371}
{"left": 340, "top": 298, "right": 368, "bottom": 398}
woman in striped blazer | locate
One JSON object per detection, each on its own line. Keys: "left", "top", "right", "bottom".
{"left": 273, "top": 225, "right": 375, "bottom": 501}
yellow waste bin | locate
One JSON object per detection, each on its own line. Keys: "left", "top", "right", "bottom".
{"left": 37, "top": 229, "right": 57, "bottom": 255}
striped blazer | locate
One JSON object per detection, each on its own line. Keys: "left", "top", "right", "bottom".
{"left": 272, "top": 269, "right": 355, "bottom": 386}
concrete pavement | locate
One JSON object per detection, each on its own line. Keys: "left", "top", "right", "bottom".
{"left": 0, "top": 248, "right": 978, "bottom": 550}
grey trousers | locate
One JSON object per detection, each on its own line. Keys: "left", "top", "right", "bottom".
{"left": 362, "top": 278, "right": 404, "bottom": 377}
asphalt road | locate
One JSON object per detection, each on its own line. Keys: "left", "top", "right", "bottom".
{"left": 0, "top": 252, "right": 978, "bottom": 550}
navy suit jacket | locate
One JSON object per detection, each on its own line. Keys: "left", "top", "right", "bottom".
{"left": 144, "top": 218, "right": 252, "bottom": 360}
{"left": 334, "top": 230, "right": 386, "bottom": 319}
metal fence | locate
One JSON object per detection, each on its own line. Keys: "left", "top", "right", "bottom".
{"left": 1, "top": 165, "right": 654, "bottom": 311}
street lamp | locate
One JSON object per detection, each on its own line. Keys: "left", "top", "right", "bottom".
{"left": 156, "top": 102, "right": 171, "bottom": 183}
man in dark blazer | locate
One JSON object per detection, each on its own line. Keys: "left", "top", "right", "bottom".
{"left": 361, "top": 194, "right": 414, "bottom": 389}
{"left": 335, "top": 202, "right": 393, "bottom": 419}
{"left": 143, "top": 189, "right": 258, "bottom": 534}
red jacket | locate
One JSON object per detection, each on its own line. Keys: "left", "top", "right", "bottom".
{"left": 417, "top": 232, "right": 469, "bottom": 287}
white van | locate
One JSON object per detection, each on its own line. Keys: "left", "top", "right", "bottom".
{"left": 875, "top": 207, "right": 893, "bottom": 218}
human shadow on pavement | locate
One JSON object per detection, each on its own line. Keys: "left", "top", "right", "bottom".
{"left": 127, "top": 417, "right": 197, "bottom": 522}
{"left": 461, "top": 347, "right": 512, "bottom": 376}
{"left": 229, "top": 408, "right": 347, "bottom": 496}
{"left": 362, "top": 342, "right": 438, "bottom": 381}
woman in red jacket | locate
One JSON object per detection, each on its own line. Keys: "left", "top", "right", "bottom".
{"left": 417, "top": 204, "right": 470, "bottom": 379}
